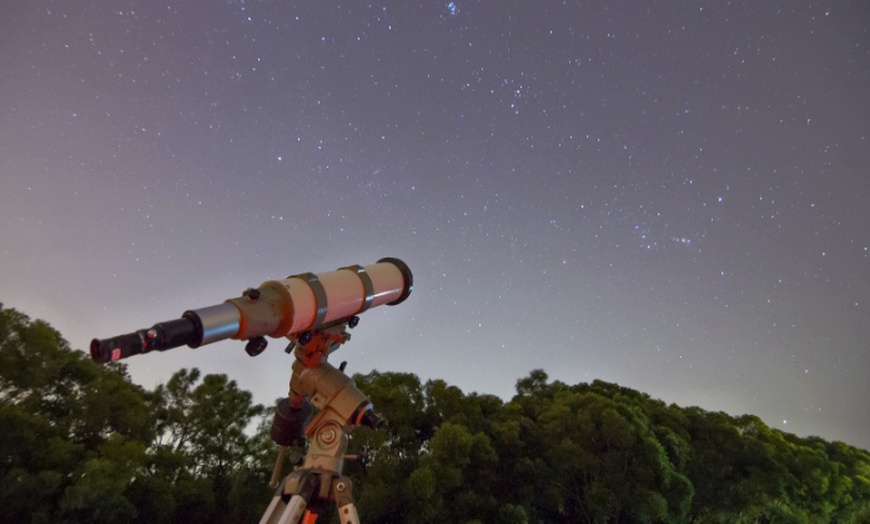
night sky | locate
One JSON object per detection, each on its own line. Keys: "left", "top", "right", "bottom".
{"left": 2, "top": 1, "right": 869, "bottom": 450}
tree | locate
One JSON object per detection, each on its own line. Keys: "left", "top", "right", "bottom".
{"left": 407, "top": 421, "right": 498, "bottom": 523}
{"left": 505, "top": 372, "right": 694, "bottom": 523}
{"left": 0, "top": 305, "right": 155, "bottom": 522}
{"left": 348, "top": 371, "right": 431, "bottom": 523}
{"left": 150, "top": 368, "right": 271, "bottom": 523}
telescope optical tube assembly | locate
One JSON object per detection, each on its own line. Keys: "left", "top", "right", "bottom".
{"left": 90, "top": 257, "right": 413, "bottom": 363}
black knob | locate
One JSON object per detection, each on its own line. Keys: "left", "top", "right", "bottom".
{"left": 245, "top": 336, "right": 268, "bottom": 356}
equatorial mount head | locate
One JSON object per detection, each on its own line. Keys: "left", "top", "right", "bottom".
{"left": 282, "top": 316, "right": 360, "bottom": 367}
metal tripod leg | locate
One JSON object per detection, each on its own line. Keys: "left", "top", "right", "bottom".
{"left": 336, "top": 502, "right": 360, "bottom": 524}
{"left": 260, "top": 472, "right": 360, "bottom": 524}
{"left": 331, "top": 476, "right": 359, "bottom": 524}
{"left": 259, "top": 493, "right": 284, "bottom": 524}
{"left": 278, "top": 495, "right": 308, "bottom": 524}
{"left": 260, "top": 489, "right": 309, "bottom": 524}
{"left": 260, "top": 470, "right": 317, "bottom": 524}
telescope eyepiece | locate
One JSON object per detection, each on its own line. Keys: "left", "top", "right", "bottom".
{"left": 89, "top": 317, "right": 198, "bottom": 363}
{"left": 90, "top": 332, "right": 144, "bottom": 363}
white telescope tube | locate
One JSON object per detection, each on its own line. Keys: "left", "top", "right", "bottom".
{"left": 90, "top": 258, "right": 412, "bottom": 363}
{"left": 227, "top": 257, "right": 412, "bottom": 340}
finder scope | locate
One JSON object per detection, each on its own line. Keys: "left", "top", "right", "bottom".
{"left": 90, "top": 257, "right": 413, "bottom": 363}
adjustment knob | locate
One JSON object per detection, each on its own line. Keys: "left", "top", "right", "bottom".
{"left": 245, "top": 336, "right": 268, "bottom": 356}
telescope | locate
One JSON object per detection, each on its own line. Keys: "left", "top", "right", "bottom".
{"left": 90, "top": 257, "right": 413, "bottom": 363}
{"left": 91, "top": 258, "right": 413, "bottom": 523}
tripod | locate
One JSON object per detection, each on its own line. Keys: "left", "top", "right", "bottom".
{"left": 260, "top": 321, "right": 380, "bottom": 524}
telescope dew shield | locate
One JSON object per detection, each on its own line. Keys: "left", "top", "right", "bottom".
{"left": 229, "top": 258, "right": 412, "bottom": 340}
{"left": 90, "top": 258, "right": 412, "bottom": 363}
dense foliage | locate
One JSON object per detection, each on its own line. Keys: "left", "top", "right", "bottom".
{"left": 0, "top": 305, "right": 272, "bottom": 523}
{"left": 2, "top": 305, "right": 869, "bottom": 523}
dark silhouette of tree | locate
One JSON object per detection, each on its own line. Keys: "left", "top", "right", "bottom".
{"left": 0, "top": 305, "right": 154, "bottom": 522}
{"left": 0, "top": 306, "right": 272, "bottom": 523}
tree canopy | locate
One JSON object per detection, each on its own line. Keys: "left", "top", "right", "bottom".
{"left": 2, "top": 304, "right": 869, "bottom": 523}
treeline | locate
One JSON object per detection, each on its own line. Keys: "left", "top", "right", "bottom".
{"left": 2, "top": 305, "right": 869, "bottom": 523}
